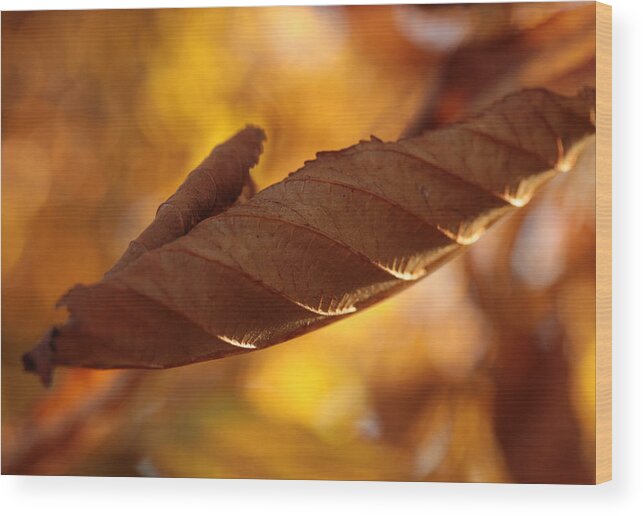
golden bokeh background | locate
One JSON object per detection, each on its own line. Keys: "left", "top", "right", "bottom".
{"left": 2, "top": 3, "right": 597, "bottom": 482}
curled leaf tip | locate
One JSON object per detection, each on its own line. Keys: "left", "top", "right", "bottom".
{"left": 243, "top": 124, "right": 267, "bottom": 138}
{"left": 105, "top": 125, "right": 267, "bottom": 277}
{"left": 23, "top": 327, "right": 58, "bottom": 388}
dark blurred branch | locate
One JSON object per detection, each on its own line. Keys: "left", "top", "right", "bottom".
{"left": 465, "top": 207, "right": 593, "bottom": 484}
{"left": 3, "top": 371, "right": 143, "bottom": 475}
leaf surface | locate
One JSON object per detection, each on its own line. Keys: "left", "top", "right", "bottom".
{"left": 24, "top": 88, "right": 596, "bottom": 386}
{"left": 106, "top": 125, "right": 266, "bottom": 276}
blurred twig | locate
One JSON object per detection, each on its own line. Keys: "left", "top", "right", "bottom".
{"left": 3, "top": 370, "right": 143, "bottom": 475}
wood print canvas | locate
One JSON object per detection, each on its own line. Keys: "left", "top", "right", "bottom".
{"left": 1, "top": 2, "right": 611, "bottom": 483}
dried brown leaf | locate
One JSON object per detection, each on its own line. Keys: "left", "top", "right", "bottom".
{"left": 106, "top": 125, "right": 266, "bottom": 276}
{"left": 24, "top": 88, "right": 596, "bottom": 386}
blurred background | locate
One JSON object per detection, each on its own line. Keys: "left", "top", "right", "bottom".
{"left": 2, "top": 2, "right": 596, "bottom": 482}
